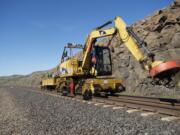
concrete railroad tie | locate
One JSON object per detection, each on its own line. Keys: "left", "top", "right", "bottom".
{"left": 141, "top": 112, "right": 155, "bottom": 117}
{"left": 112, "top": 106, "right": 124, "bottom": 110}
{"left": 161, "top": 116, "right": 179, "bottom": 122}
{"left": 127, "top": 109, "right": 140, "bottom": 113}
{"left": 103, "top": 105, "right": 114, "bottom": 108}
{"left": 94, "top": 103, "right": 104, "bottom": 106}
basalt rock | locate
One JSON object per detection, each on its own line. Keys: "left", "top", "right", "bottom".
{"left": 110, "top": 0, "right": 180, "bottom": 97}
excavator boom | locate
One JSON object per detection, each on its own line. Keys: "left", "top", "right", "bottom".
{"left": 114, "top": 17, "right": 180, "bottom": 78}
{"left": 82, "top": 16, "right": 180, "bottom": 78}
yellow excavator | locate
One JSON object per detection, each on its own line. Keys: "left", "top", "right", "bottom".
{"left": 41, "top": 16, "right": 180, "bottom": 100}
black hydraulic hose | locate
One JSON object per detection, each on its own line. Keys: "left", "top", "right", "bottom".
{"left": 126, "top": 27, "right": 155, "bottom": 59}
{"left": 95, "top": 20, "right": 113, "bottom": 30}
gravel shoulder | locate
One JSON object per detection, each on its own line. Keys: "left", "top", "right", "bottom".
{"left": 0, "top": 87, "right": 180, "bottom": 135}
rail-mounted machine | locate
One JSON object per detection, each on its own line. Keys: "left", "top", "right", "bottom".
{"left": 41, "top": 16, "right": 180, "bottom": 100}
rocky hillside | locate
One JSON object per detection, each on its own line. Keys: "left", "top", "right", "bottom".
{"left": 0, "top": 69, "right": 57, "bottom": 87}
{"left": 0, "top": 71, "right": 45, "bottom": 87}
{"left": 110, "top": 0, "right": 180, "bottom": 97}
{"left": 0, "top": 0, "right": 179, "bottom": 97}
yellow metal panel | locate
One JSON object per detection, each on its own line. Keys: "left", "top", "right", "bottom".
{"left": 115, "top": 16, "right": 146, "bottom": 61}
{"left": 83, "top": 78, "right": 123, "bottom": 94}
{"left": 42, "top": 78, "right": 56, "bottom": 86}
{"left": 59, "top": 58, "right": 80, "bottom": 76}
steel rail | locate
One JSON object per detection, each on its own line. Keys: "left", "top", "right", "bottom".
{"left": 93, "top": 96, "right": 180, "bottom": 116}
{"left": 8, "top": 87, "right": 180, "bottom": 117}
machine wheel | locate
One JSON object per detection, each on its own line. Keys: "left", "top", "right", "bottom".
{"left": 118, "top": 85, "right": 125, "bottom": 92}
{"left": 110, "top": 91, "right": 115, "bottom": 96}
{"left": 83, "top": 89, "right": 92, "bottom": 100}
{"left": 61, "top": 86, "right": 69, "bottom": 96}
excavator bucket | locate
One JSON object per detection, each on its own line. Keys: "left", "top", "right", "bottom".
{"left": 150, "top": 60, "right": 180, "bottom": 78}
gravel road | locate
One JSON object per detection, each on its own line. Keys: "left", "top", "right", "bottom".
{"left": 0, "top": 87, "right": 180, "bottom": 135}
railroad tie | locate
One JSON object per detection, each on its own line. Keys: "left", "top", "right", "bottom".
{"left": 87, "top": 101, "right": 93, "bottom": 104}
{"left": 103, "top": 105, "right": 114, "bottom": 108}
{"left": 127, "top": 109, "right": 140, "bottom": 113}
{"left": 112, "top": 106, "right": 124, "bottom": 110}
{"left": 141, "top": 112, "right": 155, "bottom": 117}
{"left": 94, "top": 103, "right": 104, "bottom": 106}
{"left": 82, "top": 100, "right": 87, "bottom": 103}
{"left": 161, "top": 116, "right": 179, "bottom": 122}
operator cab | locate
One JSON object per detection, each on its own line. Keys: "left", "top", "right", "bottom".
{"left": 91, "top": 46, "right": 112, "bottom": 76}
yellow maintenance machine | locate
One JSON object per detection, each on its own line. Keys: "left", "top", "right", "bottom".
{"left": 41, "top": 16, "right": 180, "bottom": 100}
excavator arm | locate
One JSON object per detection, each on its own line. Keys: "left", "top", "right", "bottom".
{"left": 114, "top": 17, "right": 162, "bottom": 71}
{"left": 81, "top": 16, "right": 180, "bottom": 82}
{"left": 114, "top": 16, "right": 180, "bottom": 78}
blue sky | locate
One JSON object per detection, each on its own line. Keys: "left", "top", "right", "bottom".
{"left": 0, "top": 0, "right": 173, "bottom": 76}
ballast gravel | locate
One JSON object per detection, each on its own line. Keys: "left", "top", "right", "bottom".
{"left": 0, "top": 87, "right": 180, "bottom": 135}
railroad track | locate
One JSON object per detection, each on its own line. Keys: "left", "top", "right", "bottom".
{"left": 93, "top": 95, "right": 180, "bottom": 117}
{"left": 12, "top": 87, "right": 180, "bottom": 118}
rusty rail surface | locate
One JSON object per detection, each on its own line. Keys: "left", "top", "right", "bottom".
{"left": 94, "top": 95, "right": 180, "bottom": 116}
